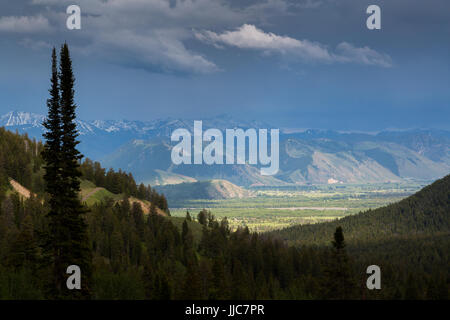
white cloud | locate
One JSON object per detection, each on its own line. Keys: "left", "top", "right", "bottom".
{"left": 335, "top": 42, "right": 393, "bottom": 67}
{"left": 5, "top": 1, "right": 391, "bottom": 73}
{"left": 0, "top": 15, "right": 50, "bottom": 33}
{"left": 196, "top": 24, "right": 333, "bottom": 62}
{"left": 196, "top": 24, "right": 392, "bottom": 67}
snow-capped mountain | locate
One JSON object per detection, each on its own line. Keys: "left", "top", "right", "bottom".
{"left": 0, "top": 110, "right": 155, "bottom": 136}
{"left": 0, "top": 110, "right": 271, "bottom": 160}
{"left": 0, "top": 110, "right": 144, "bottom": 158}
{"left": 0, "top": 110, "right": 270, "bottom": 137}
{"left": 0, "top": 111, "right": 45, "bottom": 127}
{"left": 0, "top": 110, "right": 96, "bottom": 135}
{"left": 1, "top": 110, "right": 449, "bottom": 186}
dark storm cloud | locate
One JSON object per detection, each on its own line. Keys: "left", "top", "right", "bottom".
{"left": 0, "top": 0, "right": 449, "bottom": 130}
{"left": 0, "top": 0, "right": 429, "bottom": 74}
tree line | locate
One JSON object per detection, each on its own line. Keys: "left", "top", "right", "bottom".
{"left": 79, "top": 158, "right": 169, "bottom": 213}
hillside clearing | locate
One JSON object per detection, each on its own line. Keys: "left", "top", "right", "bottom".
{"left": 8, "top": 178, "right": 35, "bottom": 199}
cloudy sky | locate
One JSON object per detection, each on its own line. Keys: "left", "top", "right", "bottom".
{"left": 0, "top": 0, "right": 449, "bottom": 131}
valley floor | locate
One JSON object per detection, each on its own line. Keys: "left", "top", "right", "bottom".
{"left": 169, "top": 182, "right": 427, "bottom": 232}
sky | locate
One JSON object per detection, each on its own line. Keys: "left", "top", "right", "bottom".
{"left": 0, "top": 0, "right": 449, "bottom": 131}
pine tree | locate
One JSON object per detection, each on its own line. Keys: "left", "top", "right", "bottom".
{"left": 41, "top": 47, "right": 66, "bottom": 298}
{"left": 210, "top": 256, "right": 229, "bottom": 299}
{"left": 42, "top": 48, "right": 62, "bottom": 197}
{"left": 41, "top": 44, "right": 92, "bottom": 299}
{"left": 58, "top": 43, "right": 92, "bottom": 299}
{"left": 320, "top": 226, "right": 356, "bottom": 299}
{"left": 10, "top": 214, "right": 38, "bottom": 269}
{"left": 182, "top": 263, "right": 203, "bottom": 299}
{"left": 149, "top": 201, "right": 157, "bottom": 216}
{"left": 332, "top": 226, "right": 345, "bottom": 250}
{"left": 131, "top": 202, "right": 144, "bottom": 239}
{"left": 181, "top": 219, "right": 195, "bottom": 265}
{"left": 197, "top": 209, "right": 207, "bottom": 225}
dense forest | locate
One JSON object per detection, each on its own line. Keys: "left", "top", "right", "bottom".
{"left": 0, "top": 126, "right": 351, "bottom": 299}
{"left": 0, "top": 127, "right": 345, "bottom": 299}
{"left": 1, "top": 126, "right": 448, "bottom": 299}
{"left": 269, "top": 174, "right": 450, "bottom": 299}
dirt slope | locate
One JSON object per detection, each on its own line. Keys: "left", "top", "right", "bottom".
{"left": 9, "top": 178, "right": 34, "bottom": 199}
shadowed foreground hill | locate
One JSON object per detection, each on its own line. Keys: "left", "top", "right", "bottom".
{"left": 268, "top": 175, "right": 449, "bottom": 299}
{"left": 270, "top": 174, "right": 450, "bottom": 246}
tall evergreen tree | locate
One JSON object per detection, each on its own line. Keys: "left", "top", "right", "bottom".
{"left": 41, "top": 47, "right": 65, "bottom": 298}
{"left": 320, "top": 226, "right": 356, "bottom": 299}
{"left": 58, "top": 43, "right": 92, "bottom": 299}
{"left": 42, "top": 48, "right": 61, "bottom": 196}
{"left": 41, "top": 44, "right": 92, "bottom": 299}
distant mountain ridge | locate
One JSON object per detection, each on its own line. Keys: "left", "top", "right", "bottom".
{"left": 2, "top": 110, "right": 449, "bottom": 186}
{"left": 0, "top": 110, "right": 270, "bottom": 136}
{"left": 0, "top": 111, "right": 45, "bottom": 127}
{"left": 0, "top": 110, "right": 274, "bottom": 165}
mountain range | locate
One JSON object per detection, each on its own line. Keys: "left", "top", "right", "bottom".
{"left": 2, "top": 110, "right": 449, "bottom": 186}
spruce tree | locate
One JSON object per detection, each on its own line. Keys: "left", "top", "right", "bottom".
{"left": 42, "top": 48, "right": 61, "bottom": 197}
{"left": 321, "top": 226, "right": 356, "bottom": 299}
{"left": 42, "top": 44, "right": 92, "bottom": 299}
{"left": 197, "top": 209, "right": 207, "bottom": 225}
{"left": 41, "top": 47, "right": 65, "bottom": 297}
{"left": 181, "top": 219, "right": 195, "bottom": 265}
{"left": 58, "top": 43, "right": 92, "bottom": 299}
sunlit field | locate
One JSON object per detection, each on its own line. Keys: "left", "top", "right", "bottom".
{"left": 170, "top": 182, "right": 426, "bottom": 232}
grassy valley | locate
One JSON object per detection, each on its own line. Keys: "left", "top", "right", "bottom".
{"left": 169, "top": 182, "right": 425, "bottom": 232}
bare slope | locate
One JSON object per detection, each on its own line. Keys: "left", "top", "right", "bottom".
{"left": 155, "top": 179, "right": 253, "bottom": 202}
{"left": 9, "top": 178, "right": 35, "bottom": 199}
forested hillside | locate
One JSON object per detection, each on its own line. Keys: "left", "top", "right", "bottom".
{"left": 0, "top": 128, "right": 321, "bottom": 299}
{"left": 0, "top": 127, "right": 169, "bottom": 213}
{"left": 0, "top": 126, "right": 449, "bottom": 299}
{"left": 0, "top": 128, "right": 44, "bottom": 194}
{"left": 269, "top": 174, "right": 450, "bottom": 299}
{"left": 271, "top": 174, "right": 450, "bottom": 246}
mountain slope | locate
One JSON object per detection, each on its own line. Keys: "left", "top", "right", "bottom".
{"left": 154, "top": 179, "right": 253, "bottom": 202}
{"left": 143, "top": 169, "right": 197, "bottom": 186}
{"left": 102, "top": 138, "right": 287, "bottom": 186}
{"left": 270, "top": 174, "right": 450, "bottom": 246}
{"left": 0, "top": 127, "right": 169, "bottom": 217}
{"left": 7, "top": 177, "right": 167, "bottom": 216}
{"left": 102, "top": 135, "right": 449, "bottom": 186}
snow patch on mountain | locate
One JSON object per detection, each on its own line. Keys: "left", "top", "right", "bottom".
{"left": 0, "top": 111, "right": 45, "bottom": 127}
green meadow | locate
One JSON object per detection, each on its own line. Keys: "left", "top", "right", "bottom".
{"left": 169, "top": 182, "right": 426, "bottom": 232}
